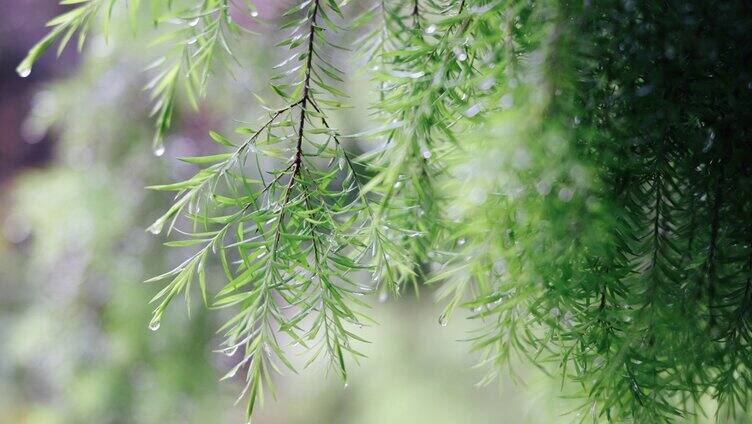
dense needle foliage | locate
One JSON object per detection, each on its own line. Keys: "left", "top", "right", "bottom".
{"left": 21, "top": 0, "right": 752, "bottom": 421}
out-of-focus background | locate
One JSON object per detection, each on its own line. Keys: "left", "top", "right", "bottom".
{"left": 0, "top": 3, "right": 570, "bottom": 423}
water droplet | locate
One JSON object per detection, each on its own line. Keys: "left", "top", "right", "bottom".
{"left": 338, "top": 156, "right": 346, "bottom": 171}
{"left": 343, "top": 382, "right": 349, "bottom": 388}
{"left": 465, "top": 103, "right": 482, "bottom": 117}
{"left": 558, "top": 187, "right": 574, "bottom": 202}
{"left": 479, "top": 77, "right": 495, "bottom": 91}
{"left": 188, "top": 18, "right": 200, "bottom": 27}
{"left": 153, "top": 143, "right": 165, "bottom": 157}
{"left": 457, "top": 238, "right": 466, "bottom": 246}
{"left": 703, "top": 128, "right": 715, "bottom": 153}
{"left": 186, "top": 37, "right": 198, "bottom": 45}
{"left": 453, "top": 47, "right": 467, "bottom": 62}
{"left": 499, "top": 93, "right": 514, "bottom": 109}
{"left": 635, "top": 84, "right": 654, "bottom": 97}
{"left": 425, "top": 24, "right": 436, "bottom": 34}
{"left": 393, "top": 181, "right": 402, "bottom": 189}
{"left": 550, "top": 307, "right": 561, "bottom": 318}
{"left": 378, "top": 291, "right": 388, "bottom": 303}
{"left": 149, "top": 319, "right": 161, "bottom": 331}
{"left": 561, "top": 314, "right": 572, "bottom": 330}
{"left": 421, "top": 149, "right": 432, "bottom": 159}
{"left": 17, "top": 66, "right": 31, "bottom": 78}
{"left": 469, "top": 187, "right": 486, "bottom": 204}
{"left": 251, "top": 11, "right": 259, "bottom": 17}
{"left": 147, "top": 221, "right": 163, "bottom": 235}
{"left": 536, "top": 180, "right": 552, "bottom": 196}
{"left": 438, "top": 313, "right": 448, "bottom": 327}
{"left": 225, "top": 346, "right": 238, "bottom": 356}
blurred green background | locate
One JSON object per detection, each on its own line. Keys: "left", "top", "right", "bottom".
{"left": 0, "top": 3, "right": 574, "bottom": 423}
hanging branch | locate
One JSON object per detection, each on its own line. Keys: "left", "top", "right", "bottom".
{"left": 145, "top": 0, "right": 380, "bottom": 418}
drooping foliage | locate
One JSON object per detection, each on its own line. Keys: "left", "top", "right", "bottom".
{"left": 21, "top": 0, "right": 752, "bottom": 421}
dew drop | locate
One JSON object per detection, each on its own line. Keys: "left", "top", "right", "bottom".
{"left": 338, "top": 156, "right": 346, "bottom": 171}
{"left": 149, "top": 319, "right": 161, "bottom": 331}
{"left": 421, "top": 149, "right": 432, "bottom": 159}
{"left": 558, "top": 187, "right": 574, "bottom": 202}
{"left": 457, "top": 238, "right": 466, "bottom": 246}
{"left": 562, "top": 311, "right": 574, "bottom": 328}
{"left": 465, "top": 103, "right": 482, "bottom": 117}
{"left": 343, "top": 382, "right": 349, "bottom": 388}
{"left": 188, "top": 18, "right": 200, "bottom": 27}
{"left": 438, "top": 313, "right": 448, "bottom": 327}
{"left": 251, "top": 11, "right": 259, "bottom": 17}
{"left": 469, "top": 187, "right": 486, "bottom": 204}
{"left": 479, "top": 77, "right": 496, "bottom": 91}
{"left": 147, "top": 222, "right": 163, "bottom": 235}
{"left": 536, "top": 180, "right": 552, "bottom": 196}
{"left": 702, "top": 129, "right": 715, "bottom": 153}
{"left": 17, "top": 66, "right": 31, "bottom": 78}
{"left": 378, "top": 291, "right": 388, "bottom": 303}
{"left": 225, "top": 346, "right": 238, "bottom": 356}
{"left": 550, "top": 307, "right": 561, "bottom": 318}
{"left": 453, "top": 47, "right": 467, "bottom": 62}
{"left": 635, "top": 84, "right": 654, "bottom": 97}
{"left": 499, "top": 93, "right": 514, "bottom": 109}
{"left": 153, "top": 143, "right": 165, "bottom": 157}
{"left": 186, "top": 37, "right": 198, "bottom": 45}
{"left": 393, "top": 181, "right": 402, "bottom": 189}
{"left": 425, "top": 24, "right": 437, "bottom": 34}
